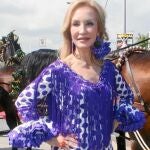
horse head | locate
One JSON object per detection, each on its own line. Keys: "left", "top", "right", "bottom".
{"left": 0, "top": 31, "right": 25, "bottom": 66}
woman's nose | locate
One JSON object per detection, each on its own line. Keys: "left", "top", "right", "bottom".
{"left": 79, "top": 24, "right": 86, "bottom": 34}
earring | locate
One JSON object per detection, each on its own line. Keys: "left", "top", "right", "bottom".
{"left": 92, "top": 36, "right": 111, "bottom": 59}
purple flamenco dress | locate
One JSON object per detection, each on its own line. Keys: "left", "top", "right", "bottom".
{"left": 8, "top": 59, "right": 145, "bottom": 149}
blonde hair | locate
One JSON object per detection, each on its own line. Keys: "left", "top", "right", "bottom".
{"left": 60, "top": 0, "right": 108, "bottom": 59}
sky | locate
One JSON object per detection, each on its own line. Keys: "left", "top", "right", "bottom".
{"left": 0, "top": 0, "right": 150, "bottom": 54}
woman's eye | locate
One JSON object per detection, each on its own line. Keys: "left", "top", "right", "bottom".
{"left": 86, "top": 22, "right": 94, "bottom": 26}
{"left": 72, "top": 22, "right": 80, "bottom": 26}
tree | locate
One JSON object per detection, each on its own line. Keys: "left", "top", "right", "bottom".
{"left": 135, "top": 33, "right": 149, "bottom": 48}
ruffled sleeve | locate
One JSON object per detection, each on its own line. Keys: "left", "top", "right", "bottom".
{"left": 8, "top": 62, "right": 60, "bottom": 148}
{"left": 15, "top": 64, "right": 54, "bottom": 122}
{"left": 113, "top": 67, "right": 145, "bottom": 132}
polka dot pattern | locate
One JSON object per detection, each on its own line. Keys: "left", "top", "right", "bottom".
{"left": 114, "top": 67, "right": 145, "bottom": 131}
{"left": 10, "top": 60, "right": 145, "bottom": 149}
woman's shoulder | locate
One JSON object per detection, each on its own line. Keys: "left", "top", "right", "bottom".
{"left": 60, "top": 54, "right": 75, "bottom": 67}
{"left": 41, "top": 59, "right": 64, "bottom": 74}
{"left": 103, "top": 59, "right": 116, "bottom": 68}
{"left": 102, "top": 59, "right": 119, "bottom": 75}
{"left": 45, "top": 55, "right": 74, "bottom": 73}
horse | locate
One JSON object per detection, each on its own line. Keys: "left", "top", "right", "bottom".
{"left": 108, "top": 42, "right": 150, "bottom": 150}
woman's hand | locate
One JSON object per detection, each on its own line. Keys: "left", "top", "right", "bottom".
{"left": 64, "top": 135, "right": 79, "bottom": 149}
{"left": 46, "top": 134, "right": 78, "bottom": 149}
{"left": 46, "top": 134, "right": 64, "bottom": 147}
{"left": 113, "top": 120, "right": 121, "bottom": 132}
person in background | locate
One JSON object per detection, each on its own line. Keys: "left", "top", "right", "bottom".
{"left": 8, "top": 0, "right": 145, "bottom": 149}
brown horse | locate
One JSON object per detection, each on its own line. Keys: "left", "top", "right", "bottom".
{"left": 109, "top": 45, "right": 150, "bottom": 150}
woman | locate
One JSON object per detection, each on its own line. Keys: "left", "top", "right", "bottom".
{"left": 8, "top": 0, "right": 145, "bottom": 149}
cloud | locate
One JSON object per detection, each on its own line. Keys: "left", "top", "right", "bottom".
{"left": 0, "top": 0, "right": 68, "bottom": 53}
{"left": 0, "top": 0, "right": 150, "bottom": 53}
{"left": 0, "top": 0, "right": 35, "bottom": 15}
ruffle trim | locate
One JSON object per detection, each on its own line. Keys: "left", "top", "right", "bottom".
{"left": 114, "top": 103, "right": 146, "bottom": 132}
{"left": 8, "top": 118, "right": 59, "bottom": 148}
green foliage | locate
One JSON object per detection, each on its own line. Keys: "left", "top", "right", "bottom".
{"left": 135, "top": 33, "right": 149, "bottom": 48}
{"left": 9, "top": 69, "right": 25, "bottom": 99}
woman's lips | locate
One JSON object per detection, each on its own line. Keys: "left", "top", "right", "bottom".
{"left": 78, "top": 37, "right": 90, "bottom": 42}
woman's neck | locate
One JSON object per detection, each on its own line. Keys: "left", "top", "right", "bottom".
{"left": 73, "top": 48, "right": 93, "bottom": 65}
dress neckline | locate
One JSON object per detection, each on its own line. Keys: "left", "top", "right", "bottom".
{"left": 57, "top": 59, "right": 105, "bottom": 86}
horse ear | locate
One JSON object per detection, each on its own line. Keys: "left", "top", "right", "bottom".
{"left": 14, "top": 34, "right": 19, "bottom": 42}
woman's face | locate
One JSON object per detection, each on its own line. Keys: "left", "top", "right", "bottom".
{"left": 70, "top": 6, "right": 98, "bottom": 51}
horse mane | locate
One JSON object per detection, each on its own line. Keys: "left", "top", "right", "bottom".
{"left": 6, "top": 31, "right": 21, "bottom": 52}
{"left": 106, "top": 46, "right": 150, "bottom": 69}
{"left": 20, "top": 49, "right": 58, "bottom": 86}
{"left": 107, "top": 46, "right": 150, "bottom": 59}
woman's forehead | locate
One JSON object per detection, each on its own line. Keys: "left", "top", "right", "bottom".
{"left": 71, "top": 6, "right": 97, "bottom": 21}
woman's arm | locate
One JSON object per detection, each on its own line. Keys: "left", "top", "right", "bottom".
{"left": 8, "top": 64, "right": 60, "bottom": 148}
{"left": 113, "top": 67, "right": 145, "bottom": 132}
{"left": 15, "top": 65, "right": 54, "bottom": 122}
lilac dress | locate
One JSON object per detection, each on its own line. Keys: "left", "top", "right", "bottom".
{"left": 8, "top": 59, "right": 145, "bottom": 149}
